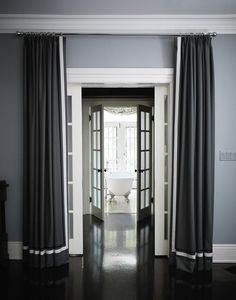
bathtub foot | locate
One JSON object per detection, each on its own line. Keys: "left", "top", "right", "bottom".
{"left": 124, "top": 192, "right": 130, "bottom": 202}
{"left": 108, "top": 193, "right": 115, "bottom": 202}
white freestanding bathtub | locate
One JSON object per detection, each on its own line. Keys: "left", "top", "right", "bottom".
{"left": 106, "top": 171, "right": 134, "bottom": 197}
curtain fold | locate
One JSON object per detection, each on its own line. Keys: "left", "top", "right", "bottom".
{"left": 171, "top": 36, "right": 215, "bottom": 273}
{"left": 23, "top": 35, "right": 68, "bottom": 268}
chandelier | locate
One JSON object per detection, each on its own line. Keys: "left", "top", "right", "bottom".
{"left": 104, "top": 107, "right": 137, "bottom": 115}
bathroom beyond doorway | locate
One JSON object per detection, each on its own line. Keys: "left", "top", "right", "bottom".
{"left": 82, "top": 88, "right": 154, "bottom": 221}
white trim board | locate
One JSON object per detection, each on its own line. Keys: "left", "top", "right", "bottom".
{"left": 213, "top": 244, "right": 236, "bottom": 263}
{"left": 8, "top": 242, "right": 236, "bottom": 263}
{"left": 0, "top": 14, "right": 236, "bottom": 34}
{"left": 67, "top": 68, "right": 174, "bottom": 85}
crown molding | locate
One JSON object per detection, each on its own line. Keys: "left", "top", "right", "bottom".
{"left": 0, "top": 14, "right": 236, "bottom": 34}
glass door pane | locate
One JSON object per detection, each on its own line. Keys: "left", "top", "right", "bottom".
{"left": 91, "top": 105, "right": 104, "bottom": 220}
{"left": 137, "top": 105, "right": 152, "bottom": 220}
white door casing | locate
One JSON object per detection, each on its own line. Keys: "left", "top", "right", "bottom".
{"left": 67, "top": 68, "right": 174, "bottom": 256}
{"left": 154, "top": 85, "right": 173, "bottom": 255}
{"left": 67, "top": 84, "right": 83, "bottom": 255}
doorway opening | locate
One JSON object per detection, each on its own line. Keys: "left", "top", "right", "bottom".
{"left": 83, "top": 88, "right": 154, "bottom": 224}
{"left": 66, "top": 67, "right": 174, "bottom": 256}
{"left": 103, "top": 107, "right": 137, "bottom": 214}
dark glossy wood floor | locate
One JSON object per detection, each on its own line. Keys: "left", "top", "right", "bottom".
{"left": 1, "top": 214, "right": 236, "bottom": 299}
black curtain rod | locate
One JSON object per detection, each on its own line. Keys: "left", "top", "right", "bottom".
{"left": 16, "top": 31, "right": 217, "bottom": 37}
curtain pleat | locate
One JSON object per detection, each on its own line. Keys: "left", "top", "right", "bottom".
{"left": 171, "top": 36, "right": 215, "bottom": 273}
{"left": 23, "top": 35, "right": 68, "bottom": 268}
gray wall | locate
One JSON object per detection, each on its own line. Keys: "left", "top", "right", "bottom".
{"left": 66, "top": 36, "right": 175, "bottom": 68}
{"left": 0, "top": 34, "right": 236, "bottom": 244}
{"left": 1, "top": 0, "right": 236, "bottom": 14}
{"left": 0, "top": 35, "right": 23, "bottom": 241}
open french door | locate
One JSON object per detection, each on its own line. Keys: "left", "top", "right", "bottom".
{"left": 137, "top": 105, "right": 152, "bottom": 221}
{"left": 91, "top": 105, "right": 104, "bottom": 221}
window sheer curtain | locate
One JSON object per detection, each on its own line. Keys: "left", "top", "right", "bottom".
{"left": 23, "top": 35, "right": 68, "bottom": 268}
{"left": 171, "top": 36, "right": 215, "bottom": 273}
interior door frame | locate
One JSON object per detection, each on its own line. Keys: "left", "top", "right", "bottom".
{"left": 67, "top": 68, "right": 174, "bottom": 256}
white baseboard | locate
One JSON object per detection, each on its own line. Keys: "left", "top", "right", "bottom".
{"left": 7, "top": 242, "right": 236, "bottom": 262}
{"left": 213, "top": 244, "right": 236, "bottom": 263}
{"left": 8, "top": 241, "right": 23, "bottom": 260}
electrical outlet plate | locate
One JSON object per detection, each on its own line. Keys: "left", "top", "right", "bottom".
{"left": 219, "top": 151, "right": 236, "bottom": 161}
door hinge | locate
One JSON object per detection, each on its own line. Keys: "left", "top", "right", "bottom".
{"left": 152, "top": 115, "right": 154, "bottom": 122}
{"left": 89, "top": 196, "right": 92, "bottom": 203}
{"left": 151, "top": 197, "right": 154, "bottom": 203}
{"left": 89, "top": 115, "right": 92, "bottom": 121}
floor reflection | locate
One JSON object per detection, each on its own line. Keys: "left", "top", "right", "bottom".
{"left": 2, "top": 214, "right": 236, "bottom": 299}
{"left": 24, "top": 267, "right": 69, "bottom": 300}
{"left": 82, "top": 213, "right": 155, "bottom": 300}
{"left": 0, "top": 263, "right": 71, "bottom": 300}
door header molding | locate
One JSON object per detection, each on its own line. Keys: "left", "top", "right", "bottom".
{"left": 67, "top": 68, "right": 174, "bottom": 86}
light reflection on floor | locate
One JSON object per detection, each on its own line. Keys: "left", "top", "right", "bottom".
{"left": 103, "top": 214, "right": 138, "bottom": 270}
{"left": 83, "top": 213, "right": 153, "bottom": 299}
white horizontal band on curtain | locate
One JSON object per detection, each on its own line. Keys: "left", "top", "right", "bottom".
{"left": 171, "top": 36, "right": 182, "bottom": 253}
{"left": 23, "top": 245, "right": 68, "bottom": 255}
{"left": 175, "top": 250, "right": 213, "bottom": 260}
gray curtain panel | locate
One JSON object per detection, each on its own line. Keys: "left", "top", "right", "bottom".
{"left": 23, "top": 35, "right": 69, "bottom": 268}
{"left": 171, "top": 36, "right": 215, "bottom": 272}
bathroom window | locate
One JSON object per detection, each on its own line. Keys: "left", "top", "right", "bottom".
{"left": 104, "top": 108, "right": 137, "bottom": 175}
{"left": 126, "top": 126, "right": 137, "bottom": 175}
{"left": 104, "top": 122, "right": 137, "bottom": 175}
{"left": 104, "top": 125, "right": 118, "bottom": 172}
